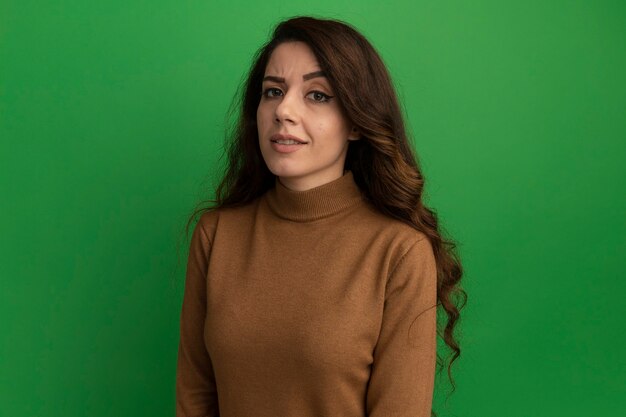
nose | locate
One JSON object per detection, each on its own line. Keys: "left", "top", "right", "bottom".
{"left": 274, "top": 90, "right": 299, "bottom": 125}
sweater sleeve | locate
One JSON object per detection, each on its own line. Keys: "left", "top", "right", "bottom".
{"left": 366, "top": 236, "right": 438, "bottom": 417}
{"left": 176, "top": 217, "right": 220, "bottom": 417}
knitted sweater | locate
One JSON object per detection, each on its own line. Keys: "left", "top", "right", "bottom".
{"left": 176, "top": 170, "right": 437, "bottom": 417}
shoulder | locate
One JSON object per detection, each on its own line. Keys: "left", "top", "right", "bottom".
{"left": 357, "top": 201, "right": 430, "bottom": 249}
{"left": 371, "top": 215, "right": 436, "bottom": 291}
{"left": 349, "top": 200, "right": 434, "bottom": 270}
{"left": 373, "top": 206, "right": 433, "bottom": 260}
{"left": 388, "top": 225, "right": 434, "bottom": 276}
{"left": 195, "top": 198, "right": 262, "bottom": 238}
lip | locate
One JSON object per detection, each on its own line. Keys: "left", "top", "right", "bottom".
{"left": 269, "top": 133, "right": 308, "bottom": 154}
{"left": 270, "top": 133, "right": 308, "bottom": 144}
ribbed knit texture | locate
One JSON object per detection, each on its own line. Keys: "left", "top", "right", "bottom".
{"left": 176, "top": 171, "right": 438, "bottom": 417}
{"left": 265, "top": 172, "right": 364, "bottom": 222}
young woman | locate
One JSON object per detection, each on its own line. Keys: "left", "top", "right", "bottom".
{"left": 176, "top": 15, "right": 465, "bottom": 417}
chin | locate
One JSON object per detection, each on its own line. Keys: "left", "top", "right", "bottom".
{"left": 269, "top": 168, "right": 305, "bottom": 179}
{"left": 264, "top": 160, "right": 305, "bottom": 179}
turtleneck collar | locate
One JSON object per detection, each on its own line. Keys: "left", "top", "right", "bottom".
{"left": 264, "top": 171, "right": 364, "bottom": 222}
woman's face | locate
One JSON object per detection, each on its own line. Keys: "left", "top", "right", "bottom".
{"left": 256, "top": 41, "right": 358, "bottom": 191}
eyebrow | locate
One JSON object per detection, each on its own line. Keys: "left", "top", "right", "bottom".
{"left": 262, "top": 70, "right": 326, "bottom": 83}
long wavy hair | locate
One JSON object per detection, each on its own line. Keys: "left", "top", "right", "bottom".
{"left": 183, "top": 15, "right": 466, "bottom": 416}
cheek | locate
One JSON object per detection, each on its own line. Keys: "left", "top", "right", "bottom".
{"left": 257, "top": 104, "right": 274, "bottom": 132}
{"left": 256, "top": 106, "right": 263, "bottom": 129}
{"left": 315, "top": 114, "right": 338, "bottom": 134}
{"left": 321, "top": 114, "right": 350, "bottom": 139}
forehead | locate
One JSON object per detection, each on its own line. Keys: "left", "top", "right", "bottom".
{"left": 264, "top": 41, "right": 321, "bottom": 75}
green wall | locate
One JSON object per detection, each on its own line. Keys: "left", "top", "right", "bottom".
{"left": 1, "top": 1, "right": 624, "bottom": 416}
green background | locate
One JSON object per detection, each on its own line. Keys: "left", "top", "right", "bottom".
{"left": 1, "top": 1, "right": 624, "bottom": 416}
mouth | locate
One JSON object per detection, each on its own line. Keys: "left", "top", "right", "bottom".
{"left": 270, "top": 133, "right": 308, "bottom": 145}
{"left": 269, "top": 134, "right": 307, "bottom": 153}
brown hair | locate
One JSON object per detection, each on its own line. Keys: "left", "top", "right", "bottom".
{"left": 184, "top": 15, "right": 466, "bottom": 415}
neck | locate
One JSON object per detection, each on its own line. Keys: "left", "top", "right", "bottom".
{"left": 277, "top": 169, "right": 349, "bottom": 192}
{"left": 264, "top": 170, "right": 363, "bottom": 222}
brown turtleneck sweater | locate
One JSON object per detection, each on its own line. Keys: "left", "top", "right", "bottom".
{"left": 176, "top": 171, "right": 437, "bottom": 417}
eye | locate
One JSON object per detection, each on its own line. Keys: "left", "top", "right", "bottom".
{"left": 307, "top": 91, "right": 333, "bottom": 103}
{"left": 262, "top": 87, "right": 283, "bottom": 98}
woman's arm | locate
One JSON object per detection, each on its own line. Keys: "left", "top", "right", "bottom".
{"left": 176, "top": 217, "right": 219, "bottom": 416}
{"left": 366, "top": 236, "right": 438, "bottom": 417}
